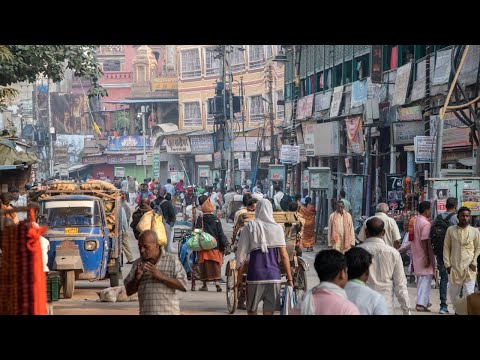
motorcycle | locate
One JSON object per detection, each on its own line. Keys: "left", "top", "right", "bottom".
{"left": 354, "top": 215, "right": 367, "bottom": 245}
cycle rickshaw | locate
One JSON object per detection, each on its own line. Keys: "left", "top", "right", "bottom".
{"left": 224, "top": 211, "right": 309, "bottom": 314}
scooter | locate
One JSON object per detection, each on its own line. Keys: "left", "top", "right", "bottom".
{"left": 354, "top": 216, "right": 367, "bottom": 245}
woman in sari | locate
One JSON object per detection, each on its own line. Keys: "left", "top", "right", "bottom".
{"left": 299, "top": 196, "right": 316, "bottom": 252}
{"left": 195, "top": 198, "right": 229, "bottom": 292}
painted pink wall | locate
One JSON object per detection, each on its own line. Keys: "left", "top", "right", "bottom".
{"left": 101, "top": 87, "right": 131, "bottom": 111}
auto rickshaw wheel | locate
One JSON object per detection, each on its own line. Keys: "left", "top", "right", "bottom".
{"left": 62, "top": 270, "right": 75, "bottom": 299}
{"left": 109, "top": 258, "right": 121, "bottom": 287}
{"left": 226, "top": 265, "right": 237, "bottom": 314}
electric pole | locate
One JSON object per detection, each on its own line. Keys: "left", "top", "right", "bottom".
{"left": 267, "top": 64, "right": 275, "bottom": 165}
{"left": 228, "top": 46, "right": 235, "bottom": 189}
{"left": 47, "top": 79, "right": 54, "bottom": 178}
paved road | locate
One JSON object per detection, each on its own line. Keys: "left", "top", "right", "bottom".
{"left": 52, "top": 207, "right": 453, "bottom": 315}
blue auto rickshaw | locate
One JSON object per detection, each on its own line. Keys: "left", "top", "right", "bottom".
{"left": 39, "top": 192, "right": 123, "bottom": 298}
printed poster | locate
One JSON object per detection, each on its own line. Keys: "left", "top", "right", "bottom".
{"left": 345, "top": 116, "right": 364, "bottom": 154}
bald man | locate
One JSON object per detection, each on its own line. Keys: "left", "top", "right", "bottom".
{"left": 358, "top": 217, "right": 410, "bottom": 315}
{"left": 124, "top": 230, "right": 187, "bottom": 315}
{"left": 357, "top": 203, "right": 402, "bottom": 248}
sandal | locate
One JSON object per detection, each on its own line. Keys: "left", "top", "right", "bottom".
{"left": 216, "top": 285, "right": 222, "bottom": 292}
{"left": 199, "top": 285, "right": 208, "bottom": 292}
{"left": 416, "top": 305, "right": 431, "bottom": 312}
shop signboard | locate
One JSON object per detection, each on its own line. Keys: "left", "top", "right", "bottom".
{"left": 385, "top": 173, "right": 405, "bottom": 211}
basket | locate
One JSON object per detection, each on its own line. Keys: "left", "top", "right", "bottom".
{"left": 46, "top": 271, "right": 61, "bottom": 302}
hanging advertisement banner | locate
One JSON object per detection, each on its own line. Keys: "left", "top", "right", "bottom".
{"left": 345, "top": 116, "right": 364, "bottom": 154}
{"left": 393, "top": 62, "right": 412, "bottom": 106}
{"left": 169, "top": 170, "right": 185, "bottom": 183}
{"left": 304, "top": 94, "right": 314, "bottom": 119}
{"left": 238, "top": 158, "right": 251, "bottom": 171}
{"left": 414, "top": 136, "right": 435, "bottom": 163}
{"left": 302, "top": 121, "right": 316, "bottom": 157}
{"left": 314, "top": 91, "right": 332, "bottom": 113}
{"left": 296, "top": 97, "right": 307, "bottom": 120}
{"left": 280, "top": 145, "right": 300, "bottom": 164}
{"left": 351, "top": 80, "right": 368, "bottom": 108}
{"left": 329, "top": 85, "right": 343, "bottom": 118}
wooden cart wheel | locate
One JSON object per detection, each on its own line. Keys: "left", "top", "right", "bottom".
{"left": 226, "top": 265, "right": 238, "bottom": 314}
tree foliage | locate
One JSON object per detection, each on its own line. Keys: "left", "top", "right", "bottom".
{"left": 0, "top": 45, "right": 19, "bottom": 109}
{"left": 0, "top": 45, "right": 107, "bottom": 98}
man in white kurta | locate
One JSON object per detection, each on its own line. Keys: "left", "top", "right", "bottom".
{"left": 358, "top": 203, "right": 402, "bottom": 248}
{"left": 443, "top": 207, "right": 480, "bottom": 304}
{"left": 328, "top": 201, "right": 355, "bottom": 253}
{"left": 358, "top": 217, "right": 410, "bottom": 315}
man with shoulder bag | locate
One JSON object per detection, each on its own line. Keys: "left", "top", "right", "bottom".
{"left": 430, "top": 197, "right": 458, "bottom": 314}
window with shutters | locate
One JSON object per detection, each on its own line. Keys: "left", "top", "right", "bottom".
{"left": 231, "top": 46, "right": 246, "bottom": 73}
{"left": 266, "top": 45, "right": 273, "bottom": 59}
{"left": 248, "top": 45, "right": 265, "bottom": 69}
{"left": 183, "top": 102, "right": 202, "bottom": 127}
{"left": 181, "top": 49, "right": 201, "bottom": 79}
{"left": 205, "top": 47, "right": 220, "bottom": 77}
{"left": 249, "top": 95, "right": 264, "bottom": 122}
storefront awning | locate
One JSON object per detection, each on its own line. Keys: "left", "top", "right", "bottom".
{"left": 458, "top": 157, "right": 476, "bottom": 167}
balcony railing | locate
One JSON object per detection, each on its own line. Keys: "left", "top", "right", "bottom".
{"left": 100, "top": 71, "right": 133, "bottom": 83}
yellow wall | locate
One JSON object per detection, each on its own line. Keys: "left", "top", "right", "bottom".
{"left": 177, "top": 45, "right": 284, "bottom": 131}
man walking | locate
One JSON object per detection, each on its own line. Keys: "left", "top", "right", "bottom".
{"left": 358, "top": 217, "right": 410, "bottom": 315}
{"left": 358, "top": 203, "right": 401, "bottom": 248}
{"left": 411, "top": 201, "right": 435, "bottom": 312}
{"left": 290, "top": 249, "right": 359, "bottom": 315}
{"left": 443, "top": 206, "right": 480, "bottom": 307}
{"left": 164, "top": 179, "right": 176, "bottom": 198}
{"left": 328, "top": 200, "right": 355, "bottom": 253}
{"left": 344, "top": 247, "right": 388, "bottom": 315}
{"left": 127, "top": 176, "right": 136, "bottom": 206}
{"left": 124, "top": 230, "right": 187, "bottom": 315}
{"left": 431, "top": 197, "right": 458, "bottom": 314}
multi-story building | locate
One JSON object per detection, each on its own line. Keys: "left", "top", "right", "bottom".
{"left": 282, "top": 45, "right": 480, "bottom": 228}
{"left": 175, "top": 45, "right": 284, "bottom": 186}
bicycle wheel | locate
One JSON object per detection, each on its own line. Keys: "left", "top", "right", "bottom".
{"left": 226, "top": 262, "right": 238, "bottom": 314}
{"left": 293, "top": 265, "right": 307, "bottom": 302}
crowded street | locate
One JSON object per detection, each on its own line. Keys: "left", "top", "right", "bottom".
{"left": 50, "top": 206, "right": 451, "bottom": 315}
{"left": 1, "top": 44, "right": 480, "bottom": 316}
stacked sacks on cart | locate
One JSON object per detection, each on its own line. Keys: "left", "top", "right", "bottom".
{"left": 80, "top": 181, "right": 119, "bottom": 232}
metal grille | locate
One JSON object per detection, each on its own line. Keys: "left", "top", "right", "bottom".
{"left": 334, "top": 45, "right": 344, "bottom": 65}
{"left": 325, "top": 45, "right": 334, "bottom": 68}
{"left": 344, "top": 45, "right": 354, "bottom": 61}
{"left": 315, "top": 45, "right": 325, "bottom": 72}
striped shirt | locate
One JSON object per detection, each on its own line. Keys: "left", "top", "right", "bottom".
{"left": 124, "top": 251, "right": 188, "bottom": 315}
